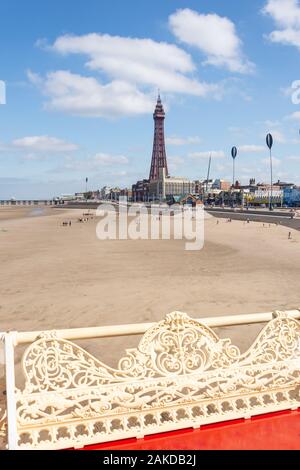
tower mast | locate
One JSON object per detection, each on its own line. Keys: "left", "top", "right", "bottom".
{"left": 149, "top": 95, "right": 169, "bottom": 181}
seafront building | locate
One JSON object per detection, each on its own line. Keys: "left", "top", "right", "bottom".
{"left": 148, "top": 168, "right": 195, "bottom": 202}
{"left": 284, "top": 187, "right": 300, "bottom": 206}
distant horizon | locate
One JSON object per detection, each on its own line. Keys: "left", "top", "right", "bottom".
{"left": 1, "top": 0, "right": 300, "bottom": 199}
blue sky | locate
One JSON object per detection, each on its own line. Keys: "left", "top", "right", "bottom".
{"left": 1, "top": 0, "right": 300, "bottom": 198}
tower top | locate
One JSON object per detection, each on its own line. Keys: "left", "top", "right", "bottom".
{"left": 154, "top": 93, "right": 165, "bottom": 119}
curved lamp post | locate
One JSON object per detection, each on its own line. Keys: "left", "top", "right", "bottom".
{"left": 231, "top": 146, "right": 238, "bottom": 185}
{"left": 266, "top": 134, "right": 273, "bottom": 211}
{"left": 231, "top": 146, "right": 238, "bottom": 207}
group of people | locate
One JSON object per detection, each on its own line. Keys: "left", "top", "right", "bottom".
{"left": 62, "top": 212, "right": 94, "bottom": 227}
{"left": 78, "top": 212, "right": 94, "bottom": 223}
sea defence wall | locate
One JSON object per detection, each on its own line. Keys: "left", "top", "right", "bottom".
{"left": 57, "top": 201, "right": 298, "bottom": 216}
{"left": 206, "top": 207, "right": 297, "bottom": 218}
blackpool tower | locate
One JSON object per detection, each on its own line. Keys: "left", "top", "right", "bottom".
{"left": 149, "top": 95, "right": 169, "bottom": 181}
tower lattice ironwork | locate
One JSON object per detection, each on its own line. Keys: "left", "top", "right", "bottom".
{"left": 149, "top": 95, "right": 169, "bottom": 181}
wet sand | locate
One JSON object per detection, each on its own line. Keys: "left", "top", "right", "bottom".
{"left": 0, "top": 206, "right": 56, "bottom": 222}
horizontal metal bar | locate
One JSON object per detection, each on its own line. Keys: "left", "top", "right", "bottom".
{"left": 6, "top": 309, "right": 300, "bottom": 345}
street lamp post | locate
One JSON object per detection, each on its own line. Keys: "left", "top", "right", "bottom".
{"left": 85, "top": 177, "right": 88, "bottom": 204}
{"left": 266, "top": 134, "right": 273, "bottom": 211}
{"left": 231, "top": 147, "right": 238, "bottom": 208}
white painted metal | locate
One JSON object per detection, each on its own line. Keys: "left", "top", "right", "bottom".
{"left": 12, "top": 309, "right": 300, "bottom": 345}
{"left": 4, "top": 333, "right": 17, "bottom": 450}
{"left": 0, "top": 309, "right": 299, "bottom": 450}
{"left": 0, "top": 334, "right": 6, "bottom": 449}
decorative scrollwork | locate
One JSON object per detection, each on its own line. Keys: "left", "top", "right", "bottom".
{"left": 22, "top": 312, "right": 243, "bottom": 392}
{"left": 12, "top": 311, "right": 300, "bottom": 449}
{"left": 241, "top": 312, "right": 300, "bottom": 365}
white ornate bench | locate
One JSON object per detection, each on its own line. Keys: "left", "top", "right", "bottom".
{"left": 1, "top": 310, "right": 300, "bottom": 450}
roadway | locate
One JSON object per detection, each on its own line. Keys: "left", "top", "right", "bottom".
{"left": 206, "top": 208, "right": 300, "bottom": 231}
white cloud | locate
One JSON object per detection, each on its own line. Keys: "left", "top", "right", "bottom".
{"left": 286, "top": 110, "right": 300, "bottom": 120}
{"left": 166, "top": 135, "right": 201, "bottom": 146}
{"left": 26, "top": 69, "right": 43, "bottom": 86}
{"left": 281, "top": 84, "right": 295, "bottom": 97}
{"left": 189, "top": 150, "right": 225, "bottom": 159}
{"left": 93, "top": 153, "right": 129, "bottom": 165}
{"left": 28, "top": 70, "right": 155, "bottom": 118}
{"left": 261, "top": 156, "right": 281, "bottom": 167}
{"left": 168, "top": 156, "right": 185, "bottom": 165}
{"left": 168, "top": 156, "right": 185, "bottom": 172}
{"left": 216, "top": 164, "right": 226, "bottom": 172}
{"left": 22, "top": 153, "right": 48, "bottom": 161}
{"left": 264, "top": 119, "right": 281, "bottom": 127}
{"left": 239, "top": 145, "right": 265, "bottom": 153}
{"left": 12, "top": 135, "right": 79, "bottom": 152}
{"left": 263, "top": 0, "right": 300, "bottom": 48}
{"left": 64, "top": 153, "right": 129, "bottom": 171}
{"left": 263, "top": 0, "right": 300, "bottom": 27}
{"left": 169, "top": 8, "right": 254, "bottom": 73}
{"left": 240, "top": 167, "right": 256, "bottom": 174}
{"left": 228, "top": 126, "right": 250, "bottom": 137}
{"left": 111, "top": 170, "right": 128, "bottom": 176}
{"left": 28, "top": 68, "right": 219, "bottom": 119}
{"left": 286, "top": 155, "right": 300, "bottom": 160}
{"left": 267, "top": 129, "right": 286, "bottom": 143}
{"left": 50, "top": 33, "right": 218, "bottom": 97}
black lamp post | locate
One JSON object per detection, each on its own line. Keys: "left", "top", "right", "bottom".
{"left": 231, "top": 147, "right": 238, "bottom": 207}
{"left": 266, "top": 134, "right": 273, "bottom": 211}
{"left": 85, "top": 177, "right": 88, "bottom": 203}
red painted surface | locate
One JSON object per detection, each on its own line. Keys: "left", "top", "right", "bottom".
{"left": 80, "top": 409, "right": 300, "bottom": 450}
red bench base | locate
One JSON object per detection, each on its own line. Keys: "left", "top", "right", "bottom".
{"left": 80, "top": 409, "right": 300, "bottom": 451}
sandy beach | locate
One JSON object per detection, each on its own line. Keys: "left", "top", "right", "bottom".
{"left": 0, "top": 206, "right": 299, "bottom": 371}
{"left": 0, "top": 206, "right": 55, "bottom": 222}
